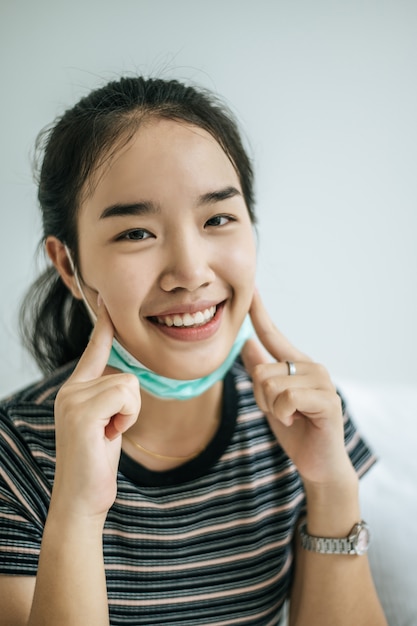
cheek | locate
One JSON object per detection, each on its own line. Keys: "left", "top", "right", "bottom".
{"left": 88, "top": 261, "right": 151, "bottom": 320}
{"left": 212, "top": 235, "right": 256, "bottom": 321}
{"left": 221, "top": 234, "right": 257, "bottom": 288}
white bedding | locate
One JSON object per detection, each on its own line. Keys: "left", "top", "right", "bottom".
{"left": 338, "top": 380, "right": 417, "bottom": 626}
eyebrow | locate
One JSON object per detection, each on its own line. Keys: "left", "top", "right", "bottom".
{"left": 99, "top": 201, "right": 159, "bottom": 220}
{"left": 198, "top": 186, "right": 241, "bottom": 205}
{"left": 99, "top": 186, "right": 241, "bottom": 220}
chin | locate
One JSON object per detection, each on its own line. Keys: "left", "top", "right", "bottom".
{"left": 156, "top": 356, "right": 227, "bottom": 381}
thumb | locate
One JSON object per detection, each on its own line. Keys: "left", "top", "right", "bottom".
{"left": 241, "top": 337, "right": 271, "bottom": 376}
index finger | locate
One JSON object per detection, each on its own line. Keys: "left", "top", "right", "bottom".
{"left": 249, "top": 289, "right": 311, "bottom": 363}
{"left": 69, "top": 297, "right": 115, "bottom": 383}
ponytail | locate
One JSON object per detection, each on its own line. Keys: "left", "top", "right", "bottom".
{"left": 19, "top": 266, "right": 91, "bottom": 374}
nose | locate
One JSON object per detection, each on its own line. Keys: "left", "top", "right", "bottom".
{"left": 159, "top": 231, "right": 216, "bottom": 293}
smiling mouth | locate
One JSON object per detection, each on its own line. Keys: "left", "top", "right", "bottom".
{"left": 150, "top": 305, "right": 217, "bottom": 328}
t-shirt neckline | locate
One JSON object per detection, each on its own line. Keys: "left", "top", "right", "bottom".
{"left": 118, "top": 368, "right": 238, "bottom": 488}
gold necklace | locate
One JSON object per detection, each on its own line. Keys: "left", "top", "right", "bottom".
{"left": 123, "top": 433, "right": 205, "bottom": 462}
{"left": 123, "top": 412, "right": 221, "bottom": 462}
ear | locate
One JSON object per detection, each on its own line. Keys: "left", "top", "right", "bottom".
{"left": 45, "top": 236, "right": 83, "bottom": 299}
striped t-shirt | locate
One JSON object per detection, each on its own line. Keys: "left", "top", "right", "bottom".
{"left": 0, "top": 359, "right": 375, "bottom": 625}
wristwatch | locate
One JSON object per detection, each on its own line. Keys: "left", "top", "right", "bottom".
{"left": 299, "top": 520, "right": 370, "bottom": 556}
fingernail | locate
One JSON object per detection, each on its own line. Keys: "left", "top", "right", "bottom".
{"left": 97, "top": 294, "right": 103, "bottom": 307}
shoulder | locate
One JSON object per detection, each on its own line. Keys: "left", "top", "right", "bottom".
{"left": 1, "top": 362, "right": 76, "bottom": 410}
{"left": 0, "top": 362, "right": 76, "bottom": 435}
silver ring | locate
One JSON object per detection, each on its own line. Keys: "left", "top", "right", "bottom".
{"left": 286, "top": 361, "right": 297, "bottom": 376}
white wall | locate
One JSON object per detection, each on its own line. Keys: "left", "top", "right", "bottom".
{"left": 1, "top": 0, "right": 416, "bottom": 395}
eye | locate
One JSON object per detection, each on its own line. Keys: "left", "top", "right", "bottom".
{"left": 117, "top": 228, "right": 153, "bottom": 241}
{"left": 205, "top": 215, "right": 234, "bottom": 228}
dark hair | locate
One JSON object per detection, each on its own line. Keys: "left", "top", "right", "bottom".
{"left": 20, "top": 75, "right": 256, "bottom": 373}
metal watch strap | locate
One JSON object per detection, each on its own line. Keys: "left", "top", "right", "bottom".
{"left": 299, "top": 520, "right": 370, "bottom": 556}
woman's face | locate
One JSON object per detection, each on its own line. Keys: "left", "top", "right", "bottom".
{"left": 76, "top": 118, "right": 257, "bottom": 379}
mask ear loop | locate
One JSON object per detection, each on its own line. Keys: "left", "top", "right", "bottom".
{"left": 64, "top": 245, "right": 97, "bottom": 324}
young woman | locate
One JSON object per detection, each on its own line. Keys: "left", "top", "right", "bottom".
{"left": 0, "top": 76, "right": 387, "bottom": 625}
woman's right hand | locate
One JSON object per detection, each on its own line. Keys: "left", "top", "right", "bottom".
{"left": 51, "top": 297, "right": 141, "bottom": 521}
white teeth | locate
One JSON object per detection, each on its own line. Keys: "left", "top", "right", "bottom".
{"left": 173, "top": 315, "right": 184, "bottom": 327}
{"left": 182, "top": 313, "right": 194, "bottom": 326}
{"left": 194, "top": 311, "right": 204, "bottom": 324}
{"left": 156, "top": 306, "right": 216, "bottom": 328}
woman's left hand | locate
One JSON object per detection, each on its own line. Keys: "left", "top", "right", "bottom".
{"left": 241, "top": 290, "right": 355, "bottom": 487}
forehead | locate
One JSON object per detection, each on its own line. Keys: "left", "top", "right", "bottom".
{"left": 78, "top": 118, "right": 241, "bottom": 219}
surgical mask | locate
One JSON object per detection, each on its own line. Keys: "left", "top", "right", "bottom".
{"left": 65, "top": 246, "right": 253, "bottom": 400}
{"left": 107, "top": 316, "right": 253, "bottom": 399}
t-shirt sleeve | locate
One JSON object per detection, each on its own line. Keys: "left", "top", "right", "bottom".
{"left": 0, "top": 411, "right": 50, "bottom": 576}
{"left": 339, "top": 390, "right": 377, "bottom": 477}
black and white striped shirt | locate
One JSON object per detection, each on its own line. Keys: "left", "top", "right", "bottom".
{"left": 0, "top": 359, "right": 375, "bottom": 625}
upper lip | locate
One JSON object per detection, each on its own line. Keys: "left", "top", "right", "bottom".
{"left": 147, "top": 299, "right": 225, "bottom": 318}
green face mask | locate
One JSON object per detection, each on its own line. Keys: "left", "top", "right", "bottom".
{"left": 107, "top": 316, "right": 253, "bottom": 400}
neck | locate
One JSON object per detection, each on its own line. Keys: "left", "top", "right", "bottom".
{"left": 142, "top": 381, "right": 222, "bottom": 426}
{"left": 118, "top": 375, "right": 224, "bottom": 471}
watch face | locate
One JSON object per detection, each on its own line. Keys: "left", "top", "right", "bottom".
{"left": 355, "top": 525, "right": 370, "bottom": 555}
